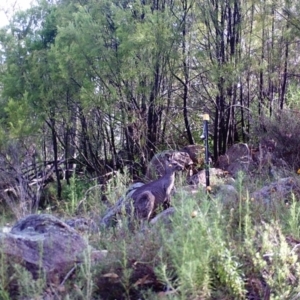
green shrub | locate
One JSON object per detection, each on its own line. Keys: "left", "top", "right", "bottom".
{"left": 158, "top": 191, "right": 246, "bottom": 299}
{"left": 1, "top": 165, "right": 300, "bottom": 299}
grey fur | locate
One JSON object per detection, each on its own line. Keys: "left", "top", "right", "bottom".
{"left": 131, "top": 154, "right": 184, "bottom": 222}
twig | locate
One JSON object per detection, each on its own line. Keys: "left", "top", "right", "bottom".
{"left": 59, "top": 265, "right": 77, "bottom": 287}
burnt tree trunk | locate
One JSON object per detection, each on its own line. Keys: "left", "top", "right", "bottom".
{"left": 280, "top": 20, "right": 289, "bottom": 109}
{"left": 147, "top": 63, "right": 160, "bottom": 160}
{"left": 182, "top": 0, "right": 194, "bottom": 145}
{"left": 258, "top": 1, "right": 266, "bottom": 116}
{"left": 208, "top": 0, "right": 242, "bottom": 158}
{"left": 47, "top": 114, "right": 62, "bottom": 200}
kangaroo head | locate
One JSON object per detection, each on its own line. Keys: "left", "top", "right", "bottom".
{"left": 165, "top": 153, "right": 184, "bottom": 171}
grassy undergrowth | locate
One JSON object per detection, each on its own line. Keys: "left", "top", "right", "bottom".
{"left": 1, "top": 173, "right": 300, "bottom": 299}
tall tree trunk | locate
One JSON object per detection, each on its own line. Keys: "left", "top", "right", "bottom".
{"left": 48, "top": 115, "right": 62, "bottom": 200}
{"left": 280, "top": 14, "right": 290, "bottom": 109}
{"left": 147, "top": 64, "right": 160, "bottom": 159}
{"left": 259, "top": 1, "right": 266, "bottom": 116}
{"left": 182, "top": 0, "right": 194, "bottom": 145}
{"left": 268, "top": 3, "right": 275, "bottom": 116}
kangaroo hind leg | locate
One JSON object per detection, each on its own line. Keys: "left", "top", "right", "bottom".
{"left": 134, "top": 191, "right": 155, "bottom": 222}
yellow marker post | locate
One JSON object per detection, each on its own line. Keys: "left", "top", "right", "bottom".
{"left": 202, "top": 114, "right": 210, "bottom": 121}
{"left": 201, "top": 114, "right": 210, "bottom": 191}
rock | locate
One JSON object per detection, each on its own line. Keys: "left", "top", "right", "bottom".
{"left": 251, "top": 177, "right": 300, "bottom": 206}
{"left": 187, "top": 168, "right": 230, "bottom": 186}
{"left": 177, "top": 185, "right": 203, "bottom": 195}
{"left": 217, "top": 154, "right": 229, "bottom": 170}
{"left": 215, "top": 184, "right": 239, "bottom": 207}
{"left": 217, "top": 143, "right": 253, "bottom": 177}
{"left": 99, "top": 182, "right": 144, "bottom": 228}
{"left": 253, "top": 138, "right": 290, "bottom": 177}
{"left": 217, "top": 140, "right": 291, "bottom": 179}
{"left": 65, "top": 217, "right": 99, "bottom": 233}
{"left": 149, "top": 207, "right": 176, "bottom": 226}
{"left": 1, "top": 226, "right": 11, "bottom": 233}
{"left": 180, "top": 144, "right": 206, "bottom": 165}
{"left": 0, "top": 214, "right": 104, "bottom": 281}
{"left": 259, "top": 138, "right": 276, "bottom": 153}
{"left": 145, "top": 150, "right": 193, "bottom": 181}
{"left": 137, "top": 207, "right": 176, "bottom": 233}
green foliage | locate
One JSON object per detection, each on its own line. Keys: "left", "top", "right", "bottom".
{"left": 0, "top": 252, "right": 13, "bottom": 300}
{"left": 161, "top": 194, "right": 246, "bottom": 299}
{"left": 286, "top": 82, "right": 300, "bottom": 111}
{"left": 213, "top": 246, "right": 245, "bottom": 297}
{"left": 244, "top": 221, "right": 300, "bottom": 299}
{"left": 286, "top": 195, "right": 300, "bottom": 239}
{"left": 105, "top": 167, "right": 132, "bottom": 204}
{"left": 2, "top": 170, "right": 300, "bottom": 298}
{"left": 62, "top": 176, "right": 91, "bottom": 215}
{"left": 14, "top": 264, "right": 46, "bottom": 298}
{"left": 2, "top": 0, "right": 300, "bottom": 297}
{"left": 71, "top": 247, "right": 95, "bottom": 299}
{"left": 2, "top": 94, "right": 40, "bottom": 139}
{"left": 252, "top": 107, "right": 300, "bottom": 170}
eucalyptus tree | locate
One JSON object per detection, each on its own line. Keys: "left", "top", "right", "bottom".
{"left": 53, "top": 0, "right": 196, "bottom": 174}
{"left": 190, "top": 0, "right": 300, "bottom": 157}
{"left": 240, "top": 0, "right": 298, "bottom": 119}
{"left": 192, "top": 0, "right": 243, "bottom": 158}
{"left": 3, "top": 0, "right": 300, "bottom": 190}
{"left": 53, "top": 0, "right": 137, "bottom": 174}
{"left": 0, "top": 1, "right": 79, "bottom": 199}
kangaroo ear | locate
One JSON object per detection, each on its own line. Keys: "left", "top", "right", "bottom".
{"left": 176, "top": 163, "right": 184, "bottom": 171}
{"left": 164, "top": 153, "right": 171, "bottom": 161}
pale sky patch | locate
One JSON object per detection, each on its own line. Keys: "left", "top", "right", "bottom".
{"left": 0, "top": 0, "right": 34, "bottom": 28}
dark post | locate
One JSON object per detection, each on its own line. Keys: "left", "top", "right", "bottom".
{"left": 201, "top": 114, "right": 210, "bottom": 190}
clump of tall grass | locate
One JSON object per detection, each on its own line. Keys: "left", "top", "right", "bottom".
{"left": 152, "top": 173, "right": 300, "bottom": 299}
{"left": 156, "top": 191, "right": 246, "bottom": 299}
{"left": 2, "top": 168, "right": 300, "bottom": 299}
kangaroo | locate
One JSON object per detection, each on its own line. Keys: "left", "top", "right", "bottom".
{"left": 131, "top": 154, "right": 185, "bottom": 222}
